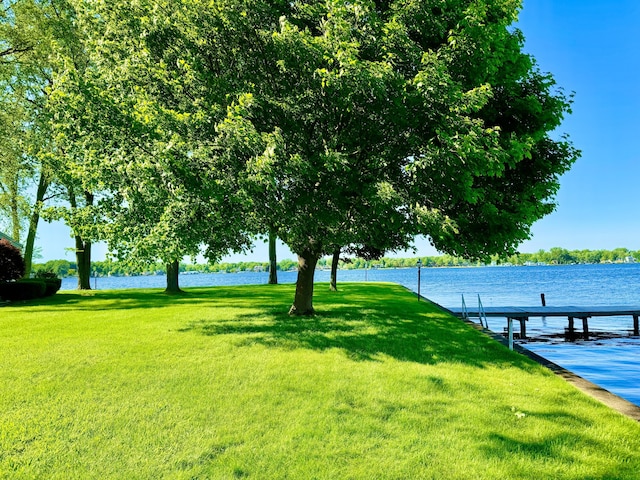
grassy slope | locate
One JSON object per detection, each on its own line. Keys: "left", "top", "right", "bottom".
{"left": 1, "top": 283, "right": 639, "bottom": 479}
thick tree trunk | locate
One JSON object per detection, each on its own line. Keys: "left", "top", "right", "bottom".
{"left": 75, "top": 236, "right": 92, "bottom": 290}
{"left": 330, "top": 248, "right": 340, "bottom": 291}
{"left": 289, "top": 251, "right": 319, "bottom": 315}
{"left": 268, "top": 230, "right": 278, "bottom": 284}
{"left": 23, "top": 172, "right": 49, "bottom": 277}
{"left": 165, "top": 260, "right": 182, "bottom": 294}
{"left": 68, "top": 190, "right": 94, "bottom": 290}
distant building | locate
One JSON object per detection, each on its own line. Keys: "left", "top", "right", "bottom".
{"left": 624, "top": 256, "right": 636, "bottom": 264}
{"left": 0, "top": 232, "right": 22, "bottom": 250}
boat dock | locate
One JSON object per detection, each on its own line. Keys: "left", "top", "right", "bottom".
{"left": 448, "top": 305, "right": 640, "bottom": 348}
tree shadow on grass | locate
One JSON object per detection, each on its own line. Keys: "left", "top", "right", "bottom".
{"left": 478, "top": 429, "right": 639, "bottom": 479}
{"left": 4, "top": 284, "right": 295, "bottom": 313}
{"left": 181, "top": 283, "right": 533, "bottom": 368}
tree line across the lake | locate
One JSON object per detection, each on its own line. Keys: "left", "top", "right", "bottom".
{"left": 33, "top": 247, "right": 637, "bottom": 278}
{"left": 1, "top": 1, "right": 578, "bottom": 313}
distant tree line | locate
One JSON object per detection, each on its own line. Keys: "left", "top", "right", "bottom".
{"left": 500, "top": 247, "right": 637, "bottom": 266}
{"left": 33, "top": 248, "right": 638, "bottom": 278}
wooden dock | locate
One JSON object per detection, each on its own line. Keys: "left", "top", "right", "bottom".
{"left": 448, "top": 305, "right": 640, "bottom": 347}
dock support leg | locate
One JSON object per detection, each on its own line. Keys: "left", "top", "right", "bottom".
{"left": 634, "top": 315, "right": 639, "bottom": 336}
{"left": 507, "top": 318, "right": 513, "bottom": 350}
{"left": 581, "top": 317, "right": 589, "bottom": 341}
{"left": 567, "top": 316, "right": 575, "bottom": 341}
{"left": 518, "top": 317, "right": 527, "bottom": 339}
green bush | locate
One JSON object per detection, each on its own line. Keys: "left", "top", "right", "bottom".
{"left": 0, "top": 280, "right": 46, "bottom": 301}
{"left": 42, "top": 278, "right": 62, "bottom": 296}
{"left": 33, "top": 271, "right": 62, "bottom": 296}
{"left": 34, "top": 269, "right": 59, "bottom": 280}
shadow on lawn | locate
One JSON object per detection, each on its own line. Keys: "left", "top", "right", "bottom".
{"left": 6, "top": 284, "right": 295, "bottom": 313}
{"left": 479, "top": 429, "right": 638, "bottom": 479}
{"left": 181, "top": 283, "right": 531, "bottom": 369}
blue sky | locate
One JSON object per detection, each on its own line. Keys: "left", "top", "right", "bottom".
{"left": 34, "top": 0, "right": 640, "bottom": 262}
{"left": 515, "top": 0, "right": 640, "bottom": 254}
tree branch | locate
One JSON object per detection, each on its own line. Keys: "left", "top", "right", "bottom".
{"left": 0, "top": 45, "right": 33, "bottom": 58}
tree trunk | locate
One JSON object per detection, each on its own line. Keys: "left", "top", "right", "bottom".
{"left": 165, "top": 260, "right": 182, "bottom": 294}
{"left": 268, "top": 230, "right": 278, "bottom": 284}
{"left": 67, "top": 189, "right": 94, "bottom": 289}
{"left": 9, "top": 172, "right": 21, "bottom": 244}
{"left": 289, "top": 250, "right": 319, "bottom": 315}
{"left": 23, "top": 171, "right": 49, "bottom": 277}
{"left": 75, "top": 236, "right": 92, "bottom": 290}
{"left": 330, "top": 248, "right": 340, "bottom": 291}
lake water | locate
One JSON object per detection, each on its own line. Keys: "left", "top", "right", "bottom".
{"left": 61, "top": 263, "right": 640, "bottom": 407}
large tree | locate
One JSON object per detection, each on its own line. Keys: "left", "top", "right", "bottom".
{"left": 0, "top": 0, "right": 57, "bottom": 277}
{"left": 233, "top": 0, "right": 578, "bottom": 313}
{"left": 1, "top": 0, "right": 97, "bottom": 283}
{"left": 48, "top": 0, "right": 255, "bottom": 292}
{"left": 0, "top": 3, "right": 32, "bottom": 230}
{"left": 57, "top": 0, "right": 577, "bottom": 309}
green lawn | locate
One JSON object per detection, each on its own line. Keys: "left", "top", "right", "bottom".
{"left": 1, "top": 283, "right": 639, "bottom": 479}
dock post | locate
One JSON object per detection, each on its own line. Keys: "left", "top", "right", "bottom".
{"left": 518, "top": 317, "right": 527, "bottom": 339}
{"left": 581, "top": 317, "right": 589, "bottom": 341}
{"left": 540, "top": 293, "right": 546, "bottom": 306}
{"left": 507, "top": 318, "right": 513, "bottom": 350}
{"left": 634, "top": 315, "right": 639, "bottom": 336}
{"left": 567, "top": 316, "right": 575, "bottom": 341}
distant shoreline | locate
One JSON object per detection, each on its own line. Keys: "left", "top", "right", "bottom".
{"left": 52, "top": 260, "right": 640, "bottom": 280}
{"left": 35, "top": 247, "right": 638, "bottom": 278}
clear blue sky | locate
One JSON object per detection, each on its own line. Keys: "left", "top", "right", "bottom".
{"left": 34, "top": 0, "right": 640, "bottom": 263}
{"left": 515, "top": 0, "right": 640, "bottom": 254}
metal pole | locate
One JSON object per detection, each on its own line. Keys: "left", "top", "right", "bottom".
{"left": 416, "top": 259, "right": 422, "bottom": 301}
{"left": 508, "top": 318, "right": 514, "bottom": 350}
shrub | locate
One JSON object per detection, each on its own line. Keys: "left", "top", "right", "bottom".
{"left": 42, "top": 278, "right": 62, "bottom": 296}
{"left": 0, "top": 239, "right": 25, "bottom": 281}
{"left": 34, "top": 269, "right": 59, "bottom": 280}
{"left": 0, "top": 280, "right": 46, "bottom": 301}
{"left": 33, "top": 270, "right": 62, "bottom": 296}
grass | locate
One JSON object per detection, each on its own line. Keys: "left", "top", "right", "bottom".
{"left": 1, "top": 282, "right": 640, "bottom": 479}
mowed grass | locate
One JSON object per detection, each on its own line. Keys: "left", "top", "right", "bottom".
{"left": 1, "top": 283, "right": 640, "bottom": 479}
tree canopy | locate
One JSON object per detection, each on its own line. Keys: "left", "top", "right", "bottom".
{"left": 5, "top": 0, "right": 578, "bottom": 310}
{"left": 45, "top": 0, "right": 256, "bottom": 292}
{"left": 0, "top": 0, "right": 55, "bottom": 270}
{"left": 1, "top": 0, "right": 94, "bottom": 282}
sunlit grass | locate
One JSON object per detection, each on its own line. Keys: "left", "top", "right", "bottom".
{"left": 1, "top": 283, "right": 639, "bottom": 479}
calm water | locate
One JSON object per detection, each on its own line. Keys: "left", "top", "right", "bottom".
{"left": 62, "top": 263, "right": 640, "bottom": 407}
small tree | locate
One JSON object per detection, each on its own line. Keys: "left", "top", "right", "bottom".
{"left": 0, "top": 239, "right": 25, "bottom": 281}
